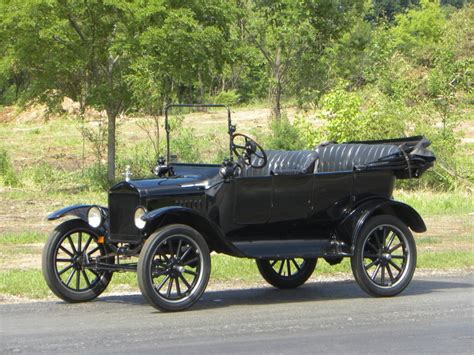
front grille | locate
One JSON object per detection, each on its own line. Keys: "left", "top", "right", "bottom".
{"left": 109, "top": 192, "right": 141, "bottom": 243}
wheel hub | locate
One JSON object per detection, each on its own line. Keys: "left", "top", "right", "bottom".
{"left": 382, "top": 253, "right": 391, "bottom": 260}
{"left": 72, "top": 253, "right": 88, "bottom": 270}
{"left": 167, "top": 259, "right": 185, "bottom": 277}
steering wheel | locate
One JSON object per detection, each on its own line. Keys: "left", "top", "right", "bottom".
{"left": 231, "top": 133, "right": 267, "bottom": 168}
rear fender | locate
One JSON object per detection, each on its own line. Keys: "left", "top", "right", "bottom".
{"left": 142, "top": 206, "right": 242, "bottom": 256}
{"left": 337, "top": 198, "right": 426, "bottom": 248}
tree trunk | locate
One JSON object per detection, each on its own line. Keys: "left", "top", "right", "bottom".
{"left": 106, "top": 109, "right": 116, "bottom": 183}
{"left": 270, "top": 78, "right": 282, "bottom": 120}
{"left": 269, "top": 47, "right": 282, "bottom": 120}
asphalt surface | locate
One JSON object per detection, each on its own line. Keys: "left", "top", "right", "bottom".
{"left": 1, "top": 274, "right": 473, "bottom": 354}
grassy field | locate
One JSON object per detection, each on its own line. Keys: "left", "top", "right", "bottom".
{"left": 0, "top": 107, "right": 472, "bottom": 300}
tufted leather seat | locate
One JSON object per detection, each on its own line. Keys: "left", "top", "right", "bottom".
{"left": 241, "top": 150, "right": 319, "bottom": 177}
{"left": 240, "top": 143, "right": 403, "bottom": 177}
{"left": 315, "top": 143, "right": 401, "bottom": 172}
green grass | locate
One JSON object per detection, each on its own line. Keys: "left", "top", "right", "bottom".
{"left": 395, "top": 189, "right": 474, "bottom": 215}
{"left": 0, "top": 269, "right": 50, "bottom": 298}
{"left": 417, "top": 251, "right": 474, "bottom": 269}
{"left": 0, "top": 232, "right": 46, "bottom": 245}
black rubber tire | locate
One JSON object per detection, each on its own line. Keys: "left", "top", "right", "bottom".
{"left": 42, "top": 219, "right": 113, "bottom": 303}
{"left": 351, "top": 214, "right": 417, "bottom": 297}
{"left": 256, "top": 258, "right": 317, "bottom": 289}
{"left": 137, "top": 224, "right": 211, "bottom": 312}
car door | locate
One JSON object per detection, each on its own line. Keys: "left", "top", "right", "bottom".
{"left": 233, "top": 176, "right": 272, "bottom": 224}
{"left": 270, "top": 173, "right": 314, "bottom": 222}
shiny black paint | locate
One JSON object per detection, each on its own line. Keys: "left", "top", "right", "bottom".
{"left": 47, "top": 204, "right": 93, "bottom": 221}
{"left": 101, "top": 159, "right": 418, "bottom": 258}
{"left": 336, "top": 197, "right": 426, "bottom": 248}
{"left": 48, "top": 161, "right": 425, "bottom": 260}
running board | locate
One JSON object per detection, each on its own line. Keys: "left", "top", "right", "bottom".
{"left": 232, "top": 239, "right": 351, "bottom": 259}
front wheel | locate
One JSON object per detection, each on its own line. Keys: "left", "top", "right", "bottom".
{"left": 351, "top": 215, "right": 417, "bottom": 297}
{"left": 137, "top": 224, "right": 211, "bottom": 312}
{"left": 256, "top": 258, "right": 317, "bottom": 289}
{"left": 42, "top": 219, "right": 113, "bottom": 302}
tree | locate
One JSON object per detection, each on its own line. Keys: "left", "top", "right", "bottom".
{"left": 240, "top": 0, "right": 364, "bottom": 119}
{"left": 126, "top": 0, "right": 234, "bottom": 115}
{"left": 368, "top": 0, "right": 420, "bottom": 22}
{"left": 1, "top": 0, "right": 135, "bottom": 182}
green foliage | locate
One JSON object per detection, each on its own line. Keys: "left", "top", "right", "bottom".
{"left": 293, "top": 117, "right": 324, "bottom": 149}
{"left": 315, "top": 86, "right": 406, "bottom": 143}
{"left": 168, "top": 116, "right": 201, "bottom": 163}
{"left": 0, "top": 0, "right": 472, "bottom": 191}
{"left": 127, "top": 1, "right": 233, "bottom": 112}
{"left": 0, "top": 149, "right": 20, "bottom": 187}
{"left": 391, "top": 0, "right": 446, "bottom": 64}
{"left": 214, "top": 90, "right": 240, "bottom": 106}
{"left": 368, "top": 0, "right": 421, "bottom": 22}
{"left": 80, "top": 164, "right": 110, "bottom": 192}
{"left": 242, "top": 0, "right": 365, "bottom": 117}
{"left": 117, "top": 141, "right": 156, "bottom": 180}
{"left": 263, "top": 116, "right": 305, "bottom": 150}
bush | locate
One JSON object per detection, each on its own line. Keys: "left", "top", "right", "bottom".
{"left": 293, "top": 116, "right": 324, "bottom": 149}
{"left": 214, "top": 90, "right": 240, "bottom": 106}
{"left": 0, "top": 149, "right": 20, "bottom": 187}
{"left": 263, "top": 115, "right": 305, "bottom": 150}
{"left": 168, "top": 115, "right": 202, "bottom": 163}
{"left": 391, "top": 0, "right": 446, "bottom": 64}
{"left": 80, "top": 164, "right": 109, "bottom": 191}
{"left": 315, "top": 86, "right": 407, "bottom": 143}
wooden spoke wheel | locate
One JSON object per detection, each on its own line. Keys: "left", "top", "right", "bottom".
{"left": 137, "top": 224, "right": 211, "bottom": 312}
{"left": 351, "top": 215, "right": 416, "bottom": 297}
{"left": 42, "top": 219, "right": 113, "bottom": 302}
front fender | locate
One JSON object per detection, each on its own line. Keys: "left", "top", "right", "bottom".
{"left": 142, "top": 206, "right": 243, "bottom": 256}
{"left": 142, "top": 206, "right": 203, "bottom": 225}
{"left": 337, "top": 198, "right": 426, "bottom": 247}
{"left": 47, "top": 204, "right": 108, "bottom": 222}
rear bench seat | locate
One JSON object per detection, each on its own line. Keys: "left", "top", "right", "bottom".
{"left": 315, "top": 143, "right": 401, "bottom": 172}
{"left": 239, "top": 143, "right": 401, "bottom": 177}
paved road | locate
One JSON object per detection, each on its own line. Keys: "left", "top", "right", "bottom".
{"left": 1, "top": 274, "right": 473, "bottom": 354}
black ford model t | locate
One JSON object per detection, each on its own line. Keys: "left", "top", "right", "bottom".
{"left": 42, "top": 104, "right": 435, "bottom": 311}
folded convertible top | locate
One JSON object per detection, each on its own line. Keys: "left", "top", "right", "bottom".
{"left": 315, "top": 136, "right": 436, "bottom": 179}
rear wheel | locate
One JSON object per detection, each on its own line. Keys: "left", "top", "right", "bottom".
{"left": 256, "top": 258, "right": 317, "bottom": 289}
{"left": 351, "top": 215, "right": 416, "bottom": 297}
{"left": 137, "top": 224, "right": 211, "bottom": 312}
{"left": 42, "top": 219, "right": 113, "bottom": 302}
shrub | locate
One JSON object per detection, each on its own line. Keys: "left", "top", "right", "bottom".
{"left": 0, "top": 149, "right": 20, "bottom": 187}
{"left": 263, "top": 115, "right": 305, "bottom": 150}
{"left": 167, "top": 115, "right": 201, "bottom": 163}
{"left": 80, "top": 164, "right": 109, "bottom": 191}
{"left": 315, "top": 86, "right": 406, "bottom": 143}
{"left": 214, "top": 90, "right": 240, "bottom": 106}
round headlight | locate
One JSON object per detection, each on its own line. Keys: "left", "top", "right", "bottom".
{"left": 87, "top": 207, "right": 102, "bottom": 228}
{"left": 134, "top": 207, "right": 147, "bottom": 230}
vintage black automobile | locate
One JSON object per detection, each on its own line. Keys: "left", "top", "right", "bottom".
{"left": 43, "top": 104, "right": 436, "bottom": 311}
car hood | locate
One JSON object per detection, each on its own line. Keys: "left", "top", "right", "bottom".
{"left": 109, "top": 175, "right": 218, "bottom": 198}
